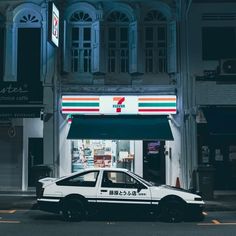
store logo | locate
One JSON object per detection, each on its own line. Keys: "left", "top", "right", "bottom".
{"left": 113, "top": 97, "right": 125, "bottom": 113}
{"left": 52, "top": 12, "right": 59, "bottom": 39}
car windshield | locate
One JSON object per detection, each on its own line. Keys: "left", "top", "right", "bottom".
{"left": 128, "top": 171, "right": 155, "bottom": 187}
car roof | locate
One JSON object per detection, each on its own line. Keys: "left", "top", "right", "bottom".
{"left": 82, "top": 167, "right": 129, "bottom": 172}
{"left": 60, "top": 167, "right": 129, "bottom": 179}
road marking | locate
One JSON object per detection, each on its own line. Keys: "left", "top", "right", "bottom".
{"left": 0, "top": 210, "right": 16, "bottom": 214}
{"left": 0, "top": 220, "right": 20, "bottom": 224}
{"left": 212, "top": 220, "right": 221, "bottom": 224}
{"left": 198, "top": 222, "right": 236, "bottom": 226}
{"left": 107, "top": 222, "right": 116, "bottom": 225}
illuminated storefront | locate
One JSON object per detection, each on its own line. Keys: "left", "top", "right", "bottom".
{"left": 61, "top": 95, "right": 176, "bottom": 184}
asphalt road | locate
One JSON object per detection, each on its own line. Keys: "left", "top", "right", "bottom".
{"left": 0, "top": 210, "right": 236, "bottom": 236}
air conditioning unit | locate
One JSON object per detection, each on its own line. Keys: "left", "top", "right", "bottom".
{"left": 220, "top": 59, "right": 236, "bottom": 75}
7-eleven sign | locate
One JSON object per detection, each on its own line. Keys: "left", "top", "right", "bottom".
{"left": 100, "top": 96, "right": 138, "bottom": 114}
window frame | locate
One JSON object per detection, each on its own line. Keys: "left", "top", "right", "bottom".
{"left": 5, "top": 4, "right": 45, "bottom": 82}
{"left": 70, "top": 20, "right": 92, "bottom": 73}
{"left": 56, "top": 170, "right": 99, "bottom": 187}
{"left": 144, "top": 11, "right": 168, "bottom": 74}
{"left": 101, "top": 170, "right": 147, "bottom": 189}
{"left": 106, "top": 11, "right": 130, "bottom": 74}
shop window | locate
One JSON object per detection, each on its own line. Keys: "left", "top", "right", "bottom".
{"left": 106, "top": 11, "right": 129, "bottom": 73}
{"left": 71, "top": 140, "right": 134, "bottom": 173}
{"left": 202, "top": 27, "right": 236, "bottom": 60}
{"left": 144, "top": 10, "right": 167, "bottom": 73}
{"left": 0, "top": 26, "right": 4, "bottom": 81}
{"left": 17, "top": 28, "right": 41, "bottom": 82}
{"left": 70, "top": 11, "right": 92, "bottom": 73}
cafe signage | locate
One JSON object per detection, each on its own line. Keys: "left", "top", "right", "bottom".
{"left": 0, "top": 82, "right": 43, "bottom": 105}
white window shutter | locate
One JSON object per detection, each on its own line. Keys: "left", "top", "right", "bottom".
{"left": 91, "top": 20, "right": 106, "bottom": 74}
{"left": 63, "top": 20, "right": 71, "bottom": 73}
{"left": 129, "top": 21, "right": 144, "bottom": 75}
{"left": 167, "top": 20, "right": 177, "bottom": 74}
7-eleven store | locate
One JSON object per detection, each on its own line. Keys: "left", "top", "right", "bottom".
{"left": 59, "top": 95, "right": 179, "bottom": 185}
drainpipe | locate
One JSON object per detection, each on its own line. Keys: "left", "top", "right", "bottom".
{"left": 179, "top": 0, "right": 192, "bottom": 189}
{"left": 184, "top": 0, "right": 193, "bottom": 189}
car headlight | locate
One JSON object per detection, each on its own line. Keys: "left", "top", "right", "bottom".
{"left": 194, "top": 197, "right": 202, "bottom": 201}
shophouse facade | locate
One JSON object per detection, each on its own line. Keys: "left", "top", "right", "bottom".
{"left": 58, "top": 0, "right": 184, "bottom": 188}
{"left": 0, "top": 0, "right": 208, "bottom": 190}
{"left": 188, "top": 0, "right": 236, "bottom": 191}
{"left": 0, "top": 0, "right": 57, "bottom": 191}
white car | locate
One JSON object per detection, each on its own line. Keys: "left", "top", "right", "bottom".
{"left": 37, "top": 168, "right": 205, "bottom": 222}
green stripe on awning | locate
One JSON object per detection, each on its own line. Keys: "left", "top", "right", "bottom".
{"left": 138, "top": 103, "right": 176, "bottom": 107}
{"left": 67, "top": 115, "right": 173, "bottom": 140}
{"left": 62, "top": 102, "right": 99, "bottom": 107}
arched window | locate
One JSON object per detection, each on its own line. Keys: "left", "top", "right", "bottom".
{"left": 16, "top": 9, "right": 42, "bottom": 82}
{"left": 106, "top": 11, "right": 130, "bottom": 73}
{"left": 3, "top": 3, "right": 49, "bottom": 83}
{"left": 69, "top": 10, "right": 92, "bottom": 73}
{"left": 144, "top": 10, "right": 167, "bottom": 73}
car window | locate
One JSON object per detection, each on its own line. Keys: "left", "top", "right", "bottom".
{"left": 101, "top": 171, "right": 144, "bottom": 189}
{"left": 128, "top": 172, "right": 154, "bottom": 187}
{"left": 56, "top": 171, "right": 99, "bottom": 187}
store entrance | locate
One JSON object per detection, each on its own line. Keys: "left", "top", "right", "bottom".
{"left": 198, "top": 107, "right": 236, "bottom": 190}
{"left": 198, "top": 124, "right": 236, "bottom": 190}
{"left": 143, "top": 141, "right": 165, "bottom": 185}
{"left": 67, "top": 115, "right": 173, "bottom": 183}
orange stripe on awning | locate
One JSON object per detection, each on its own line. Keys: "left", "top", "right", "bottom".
{"left": 63, "top": 97, "right": 99, "bottom": 101}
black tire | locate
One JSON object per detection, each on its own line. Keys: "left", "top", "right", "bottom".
{"left": 158, "top": 200, "right": 185, "bottom": 223}
{"left": 62, "top": 198, "right": 85, "bottom": 222}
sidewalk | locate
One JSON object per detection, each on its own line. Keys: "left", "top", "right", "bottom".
{"left": 204, "top": 191, "right": 236, "bottom": 211}
{"left": 0, "top": 191, "right": 37, "bottom": 210}
{"left": 0, "top": 190, "right": 236, "bottom": 211}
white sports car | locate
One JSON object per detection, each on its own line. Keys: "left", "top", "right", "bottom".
{"left": 37, "top": 168, "right": 205, "bottom": 222}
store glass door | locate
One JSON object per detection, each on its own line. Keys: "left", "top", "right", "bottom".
{"left": 143, "top": 140, "right": 165, "bottom": 185}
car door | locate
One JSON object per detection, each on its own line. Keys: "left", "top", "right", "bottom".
{"left": 97, "top": 170, "right": 152, "bottom": 214}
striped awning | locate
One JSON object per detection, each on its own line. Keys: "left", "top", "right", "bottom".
{"left": 67, "top": 115, "right": 173, "bottom": 140}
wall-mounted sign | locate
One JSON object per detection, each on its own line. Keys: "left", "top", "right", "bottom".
{"left": 0, "top": 107, "right": 42, "bottom": 118}
{"left": 48, "top": 2, "right": 59, "bottom": 47}
{"left": 0, "top": 82, "right": 43, "bottom": 105}
{"left": 61, "top": 95, "right": 177, "bottom": 115}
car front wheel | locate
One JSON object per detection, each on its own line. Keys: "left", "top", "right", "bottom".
{"left": 62, "top": 198, "right": 85, "bottom": 222}
{"left": 158, "top": 200, "right": 185, "bottom": 223}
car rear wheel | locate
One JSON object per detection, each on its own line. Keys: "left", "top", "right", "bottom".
{"left": 158, "top": 200, "right": 185, "bottom": 223}
{"left": 62, "top": 198, "right": 85, "bottom": 222}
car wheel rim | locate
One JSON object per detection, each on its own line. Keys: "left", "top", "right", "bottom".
{"left": 161, "top": 202, "right": 183, "bottom": 223}
{"left": 62, "top": 200, "right": 85, "bottom": 221}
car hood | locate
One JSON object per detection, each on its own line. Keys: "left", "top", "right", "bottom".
{"left": 150, "top": 185, "right": 204, "bottom": 203}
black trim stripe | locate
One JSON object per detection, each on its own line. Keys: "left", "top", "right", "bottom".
{"left": 39, "top": 196, "right": 62, "bottom": 200}
{"left": 88, "top": 198, "right": 160, "bottom": 203}
{"left": 40, "top": 196, "right": 160, "bottom": 204}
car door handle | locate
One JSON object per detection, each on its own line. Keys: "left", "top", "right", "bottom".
{"left": 101, "top": 190, "right": 108, "bottom": 192}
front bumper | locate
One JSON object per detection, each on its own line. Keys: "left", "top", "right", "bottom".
{"left": 185, "top": 203, "right": 205, "bottom": 221}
